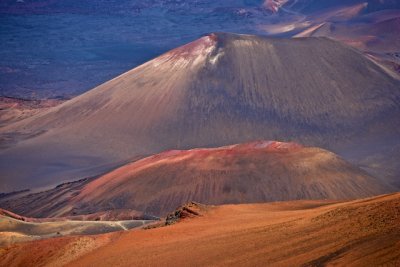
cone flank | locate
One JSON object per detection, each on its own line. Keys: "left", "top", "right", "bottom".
{"left": 0, "top": 32, "right": 399, "bottom": 192}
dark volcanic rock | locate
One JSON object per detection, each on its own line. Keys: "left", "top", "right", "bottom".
{"left": 166, "top": 202, "right": 206, "bottom": 225}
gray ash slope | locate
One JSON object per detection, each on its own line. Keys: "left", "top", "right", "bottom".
{"left": 1, "top": 33, "right": 399, "bottom": 191}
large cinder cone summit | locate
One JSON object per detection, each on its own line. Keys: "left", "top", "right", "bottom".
{"left": 1, "top": 32, "right": 399, "bottom": 191}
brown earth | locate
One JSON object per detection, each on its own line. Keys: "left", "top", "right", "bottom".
{"left": 1, "top": 192, "right": 399, "bottom": 266}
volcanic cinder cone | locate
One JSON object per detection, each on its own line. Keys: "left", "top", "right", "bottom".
{"left": 0, "top": 33, "right": 399, "bottom": 191}
{"left": 1, "top": 141, "right": 391, "bottom": 218}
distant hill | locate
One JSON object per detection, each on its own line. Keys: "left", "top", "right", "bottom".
{"left": 1, "top": 141, "right": 391, "bottom": 217}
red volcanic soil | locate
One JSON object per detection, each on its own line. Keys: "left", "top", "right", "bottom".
{"left": 69, "top": 140, "right": 390, "bottom": 217}
{"left": 2, "top": 193, "right": 399, "bottom": 266}
{"left": 1, "top": 140, "right": 390, "bottom": 219}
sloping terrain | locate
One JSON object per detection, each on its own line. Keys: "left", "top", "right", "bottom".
{"left": 71, "top": 141, "right": 392, "bottom": 217}
{"left": 0, "top": 178, "right": 157, "bottom": 220}
{"left": 0, "top": 97, "right": 64, "bottom": 127}
{"left": 0, "top": 207, "right": 153, "bottom": 223}
{"left": 1, "top": 32, "right": 399, "bottom": 192}
{"left": 292, "top": 5, "right": 400, "bottom": 77}
{"left": 262, "top": 2, "right": 400, "bottom": 78}
{"left": 0, "top": 208, "right": 157, "bottom": 247}
{"left": 295, "top": 12, "right": 400, "bottom": 57}
{"left": 1, "top": 141, "right": 391, "bottom": 218}
{"left": 1, "top": 193, "right": 399, "bottom": 266}
{"left": 0, "top": 97, "right": 64, "bottom": 149}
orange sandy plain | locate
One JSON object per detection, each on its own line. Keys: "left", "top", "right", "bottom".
{"left": 1, "top": 192, "right": 399, "bottom": 266}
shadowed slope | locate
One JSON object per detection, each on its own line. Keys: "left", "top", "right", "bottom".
{"left": 1, "top": 33, "right": 399, "bottom": 191}
{"left": 1, "top": 193, "right": 399, "bottom": 266}
{"left": 2, "top": 141, "right": 389, "bottom": 218}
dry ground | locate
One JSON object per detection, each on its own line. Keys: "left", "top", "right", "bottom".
{"left": 1, "top": 192, "right": 399, "bottom": 266}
